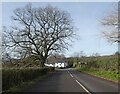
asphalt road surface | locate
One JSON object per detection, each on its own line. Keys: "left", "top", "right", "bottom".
{"left": 23, "top": 68, "right": 119, "bottom": 93}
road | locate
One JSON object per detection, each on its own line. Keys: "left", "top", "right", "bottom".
{"left": 23, "top": 68, "right": 119, "bottom": 93}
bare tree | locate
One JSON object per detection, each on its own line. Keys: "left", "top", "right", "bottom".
{"left": 3, "top": 4, "right": 75, "bottom": 67}
{"left": 100, "top": 4, "right": 119, "bottom": 43}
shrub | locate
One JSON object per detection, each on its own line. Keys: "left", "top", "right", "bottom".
{"left": 2, "top": 67, "right": 54, "bottom": 91}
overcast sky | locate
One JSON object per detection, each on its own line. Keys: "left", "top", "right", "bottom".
{"left": 2, "top": 2, "right": 117, "bottom": 57}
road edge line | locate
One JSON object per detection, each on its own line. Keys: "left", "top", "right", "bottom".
{"left": 75, "top": 80, "right": 91, "bottom": 94}
{"left": 68, "top": 71, "right": 91, "bottom": 94}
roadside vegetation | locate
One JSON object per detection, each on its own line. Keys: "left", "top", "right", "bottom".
{"left": 76, "top": 67, "right": 118, "bottom": 82}
{"left": 2, "top": 67, "right": 54, "bottom": 92}
{"left": 71, "top": 54, "right": 119, "bottom": 82}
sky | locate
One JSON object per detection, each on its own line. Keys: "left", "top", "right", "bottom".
{"left": 2, "top": 2, "right": 118, "bottom": 57}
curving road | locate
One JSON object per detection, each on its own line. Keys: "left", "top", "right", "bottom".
{"left": 23, "top": 68, "right": 119, "bottom": 93}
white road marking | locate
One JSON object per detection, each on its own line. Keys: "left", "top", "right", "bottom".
{"left": 75, "top": 80, "right": 91, "bottom": 94}
{"left": 68, "top": 71, "right": 74, "bottom": 77}
{"left": 67, "top": 71, "right": 70, "bottom": 74}
{"left": 68, "top": 70, "right": 91, "bottom": 94}
{"left": 70, "top": 74, "right": 73, "bottom": 77}
{"left": 70, "top": 73, "right": 74, "bottom": 78}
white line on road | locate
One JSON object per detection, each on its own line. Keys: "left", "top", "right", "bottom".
{"left": 68, "top": 71, "right": 91, "bottom": 94}
{"left": 67, "top": 71, "right": 70, "bottom": 74}
{"left": 75, "top": 80, "right": 91, "bottom": 94}
{"left": 70, "top": 73, "right": 74, "bottom": 78}
{"left": 68, "top": 71, "right": 74, "bottom": 77}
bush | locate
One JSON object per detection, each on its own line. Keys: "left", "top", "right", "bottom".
{"left": 76, "top": 55, "right": 118, "bottom": 72}
{"left": 2, "top": 67, "right": 54, "bottom": 91}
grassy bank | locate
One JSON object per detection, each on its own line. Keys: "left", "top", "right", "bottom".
{"left": 73, "top": 54, "right": 119, "bottom": 82}
{"left": 2, "top": 67, "right": 54, "bottom": 92}
{"left": 76, "top": 67, "right": 118, "bottom": 82}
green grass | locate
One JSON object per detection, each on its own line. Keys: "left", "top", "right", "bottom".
{"left": 76, "top": 67, "right": 118, "bottom": 82}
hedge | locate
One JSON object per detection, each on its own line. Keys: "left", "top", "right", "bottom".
{"left": 2, "top": 67, "right": 54, "bottom": 91}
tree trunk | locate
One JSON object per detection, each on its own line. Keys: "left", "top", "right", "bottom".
{"left": 41, "top": 61, "right": 45, "bottom": 67}
{"left": 40, "top": 56, "right": 47, "bottom": 67}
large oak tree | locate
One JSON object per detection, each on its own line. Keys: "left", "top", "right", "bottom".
{"left": 3, "top": 4, "right": 75, "bottom": 67}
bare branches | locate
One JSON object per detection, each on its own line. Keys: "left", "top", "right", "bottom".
{"left": 100, "top": 4, "right": 119, "bottom": 43}
{"left": 3, "top": 4, "right": 75, "bottom": 67}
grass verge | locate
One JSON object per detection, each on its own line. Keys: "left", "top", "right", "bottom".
{"left": 76, "top": 67, "right": 118, "bottom": 83}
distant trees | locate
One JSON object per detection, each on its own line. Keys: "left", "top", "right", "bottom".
{"left": 47, "top": 53, "right": 65, "bottom": 63}
{"left": 92, "top": 53, "right": 100, "bottom": 57}
{"left": 2, "top": 4, "right": 75, "bottom": 67}
{"left": 100, "top": 4, "right": 119, "bottom": 43}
